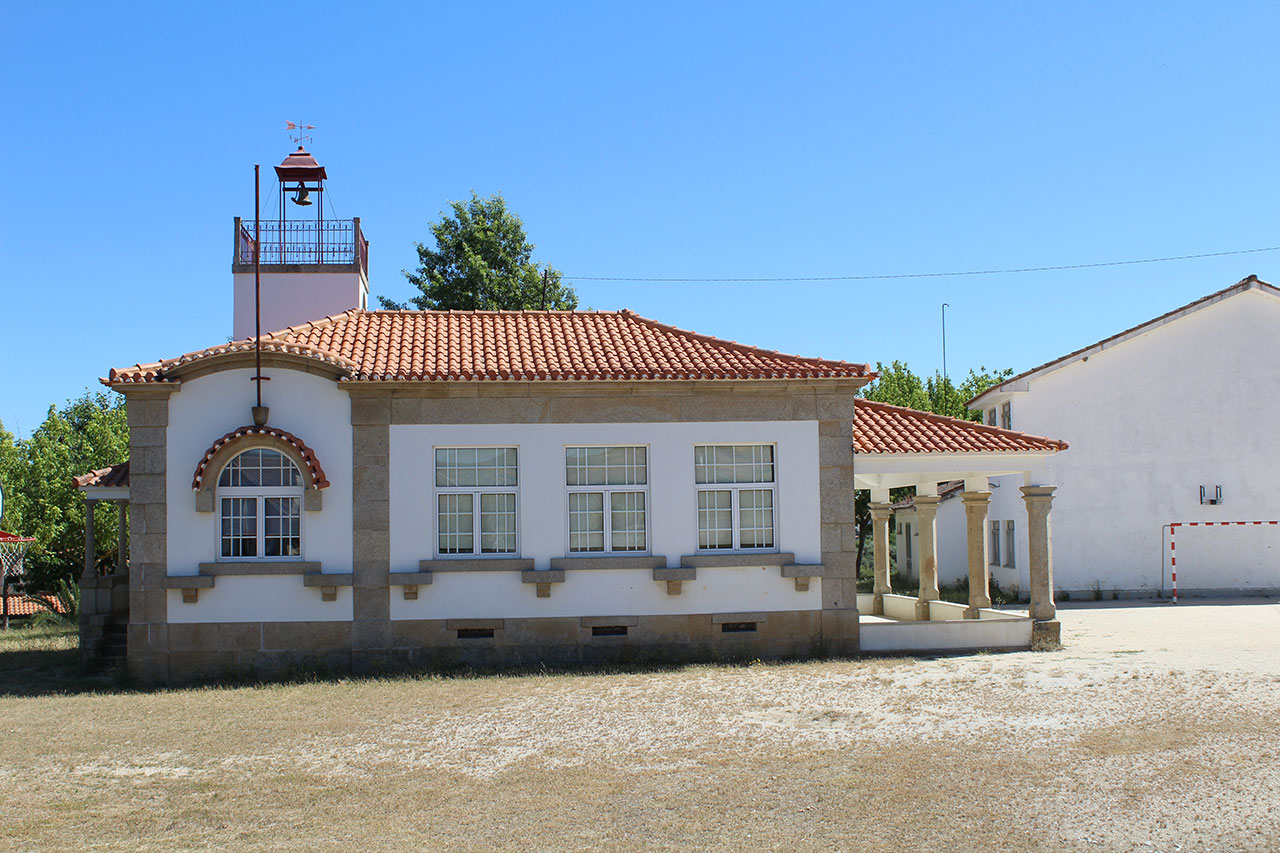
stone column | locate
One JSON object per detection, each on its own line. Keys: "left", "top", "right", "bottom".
{"left": 815, "top": 392, "right": 861, "bottom": 658}
{"left": 1022, "top": 485, "right": 1059, "bottom": 643}
{"left": 122, "top": 386, "right": 174, "bottom": 683}
{"left": 913, "top": 495, "right": 941, "bottom": 621}
{"left": 961, "top": 490, "right": 992, "bottom": 617}
{"left": 869, "top": 502, "right": 894, "bottom": 615}
{"left": 350, "top": 392, "right": 393, "bottom": 672}
{"left": 83, "top": 498, "right": 97, "bottom": 577}
{"left": 117, "top": 501, "right": 128, "bottom": 573}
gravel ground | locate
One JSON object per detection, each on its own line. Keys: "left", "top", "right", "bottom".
{"left": 3, "top": 599, "right": 1280, "bottom": 851}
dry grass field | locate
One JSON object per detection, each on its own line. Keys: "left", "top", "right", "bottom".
{"left": 2, "top": 600, "right": 1279, "bottom": 852}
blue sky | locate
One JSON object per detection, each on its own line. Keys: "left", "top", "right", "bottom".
{"left": 3, "top": 1, "right": 1278, "bottom": 437}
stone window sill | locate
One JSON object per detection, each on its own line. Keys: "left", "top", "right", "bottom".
{"left": 679, "top": 552, "right": 795, "bottom": 569}
{"left": 197, "top": 561, "right": 323, "bottom": 575}
{"left": 170, "top": 565, "right": 348, "bottom": 602}
{"left": 549, "top": 555, "right": 666, "bottom": 571}
{"left": 419, "top": 558, "right": 534, "bottom": 573}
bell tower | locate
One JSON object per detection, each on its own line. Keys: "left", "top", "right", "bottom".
{"left": 232, "top": 144, "right": 370, "bottom": 339}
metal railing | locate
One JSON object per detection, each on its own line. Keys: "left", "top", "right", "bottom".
{"left": 235, "top": 218, "right": 368, "bottom": 274}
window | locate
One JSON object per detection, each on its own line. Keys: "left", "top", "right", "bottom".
{"left": 435, "top": 447, "right": 518, "bottom": 555}
{"left": 1000, "top": 401, "right": 1012, "bottom": 430}
{"left": 218, "top": 448, "right": 302, "bottom": 559}
{"left": 902, "top": 522, "right": 913, "bottom": 571}
{"left": 1004, "top": 520, "right": 1016, "bottom": 568}
{"left": 694, "top": 444, "right": 776, "bottom": 551}
{"left": 989, "top": 520, "right": 1001, "bottom": 566}
{"left": 986, "top": 408, "right": 997, "bottom": 426}
{"left": 565, "top": 446, "right": 648, "bottom": 553}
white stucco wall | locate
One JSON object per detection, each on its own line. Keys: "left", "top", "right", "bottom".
{"left": 168, "top": 578, "right": 353, "bottom": 624}
{"left": 165, "top": 367, "right": 354, "bottom": 622}
{"left": 389, "top": 421, "right": 822, "bottom": 619}
{"left": 390, "top": 566, "right": 819, "bottom": 620}
{"left": 232, "top": 271, "right": 368, "bottom": 339}
{"left": 946, "top": 287, "right": 1280, "bottom": 596}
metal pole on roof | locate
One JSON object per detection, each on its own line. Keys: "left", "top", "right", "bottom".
{"left": 255, "top": 164, "right": 262, "bottom": 409}
{"left": 941, "top": 303, "right": 950, "bottom": 415}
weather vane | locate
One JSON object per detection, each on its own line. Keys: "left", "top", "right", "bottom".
{"left": 285, "top": 120, "right": 316, "bottom": 146}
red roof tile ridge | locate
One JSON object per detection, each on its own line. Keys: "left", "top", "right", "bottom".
{"left": 968, "top": 275, "right": 1277, "bottom": 407}
{"left": 621, "top": 311, "right": 873, "bottom": 376}
{"left": 72, "top": 461, "right": 130, "bottom": 489}
{"left": 854, "top": 399, "right": 1069, "bottom": 451}
{"left": 262, "top": 308, "right": 364, "bottom": 339}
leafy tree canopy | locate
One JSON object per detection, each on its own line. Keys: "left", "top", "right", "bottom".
{"left": 381, "top": 191, "right": 578, "bottom": 312}
{"left": 0, "top": 391, "right": 129, "bottom": 592}
{"left": 860, "top": 360, "right": 1013, "bottom": 421}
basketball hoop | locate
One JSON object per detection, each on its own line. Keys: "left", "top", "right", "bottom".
{"left": 0, "top": 531, "right": 35, "bottom": 630}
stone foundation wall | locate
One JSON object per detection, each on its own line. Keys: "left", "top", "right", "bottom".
{"left": 142, "top": 610, "right": 824, "bottom": 683}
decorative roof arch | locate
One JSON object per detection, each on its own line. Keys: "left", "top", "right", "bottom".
{"left": 105, "top": 340, "right": 358, "bottom": 386}
{"left": 192, "top": 426, "right": 330, "bottom": 491}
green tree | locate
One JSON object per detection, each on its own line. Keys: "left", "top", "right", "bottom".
{"left": 382, "top": 191, "right": 578, "bottom": 311}
{"left": 863, "top": 360, "right": 1013, "bottom": 421}
{"left": 0, "top": 392, "right": 129, "bottom": 593}
{"left": 854, "top": 361, "right": 1014, "bottom": 579}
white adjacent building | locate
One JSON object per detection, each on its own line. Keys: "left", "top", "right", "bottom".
{"left": 910, "top": 276, "right": 1280, "bottom": 599}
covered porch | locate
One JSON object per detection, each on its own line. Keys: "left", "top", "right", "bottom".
{"left": 72, "top": 461, "right": 131, "bottom": 662}
{"left": 852, "top": 400, "right": 1069, "bottom": 650}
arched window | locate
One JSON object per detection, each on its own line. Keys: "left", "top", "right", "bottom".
{"left": 217, "top": 448, "right": 303, "bottom": 559}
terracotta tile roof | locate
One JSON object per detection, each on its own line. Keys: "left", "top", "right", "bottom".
{"left": 1, "top": 596, "right": 67, "bottom": 617}
{"left": 191, "top": 426, "right": 330, "bottom": 491}
{"left": 72, "top": 461, "right": 130, "bottom": 489}
{"left": 969, "top": 275, "right": 1279, "bottom": 408}
{"left": 106, "top": 310, "right": 873, "bottom": 385}
{"left": 853, "top": 399, "right": 1068, "bottom": 455}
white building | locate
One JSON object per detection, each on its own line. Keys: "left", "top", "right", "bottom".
{"left": 909, "top": 276, "right": 1280, "bottom": 599}
{"left": 74, "top": 146, "right": 1069, "bottom": 683}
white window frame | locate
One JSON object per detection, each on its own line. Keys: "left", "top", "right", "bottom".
{"left": 216, "top": 448, "right": 304, "bottom": 562}
{"left": 564, "top": 445, "right": 650, "bottom": 555}
{"left": 693, "top": 443, "right": 779, "bottom": 553}
{"left": 433, "top": 446, "right": 520, "bottom": 558}
{"left": 989, "top": 520, "right": 1001, "bottom": 566}
{"left": 1000, "top": 401, "right": 1012, "bottom": 430}
{"left": 1004, "top": 520, "right": 1016, "bottom": 568}
{"left": 986, "top": 408, "right": 997, "bottom": 426}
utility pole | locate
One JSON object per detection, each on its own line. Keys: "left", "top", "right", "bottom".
{"left": 541, "top": 268, "right": 550, "bottom": 310}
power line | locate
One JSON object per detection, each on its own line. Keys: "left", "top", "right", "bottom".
{"left": 567, "top": 244, "right": 1280, "bottom": 283}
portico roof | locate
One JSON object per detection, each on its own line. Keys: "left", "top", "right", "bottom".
{"left": 854, "top": 400, "right": 1067, "bottom": 455}
{"left": 852, "top": 399, "right": 1068, "bottom": 491}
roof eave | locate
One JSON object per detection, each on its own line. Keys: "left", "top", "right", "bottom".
{"left": 968, "top": 275, "right": 1278, "bottom": 408}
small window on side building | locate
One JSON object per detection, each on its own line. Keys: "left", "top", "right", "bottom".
{"left": 1004, "top": 520, "right": 1016, "bottom": 568}
{"left": 989, "top": 520, "right": 1001, "bottom": 566}
{"left": 1000, "top": 402, "right": 1012, "bottom": 430}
